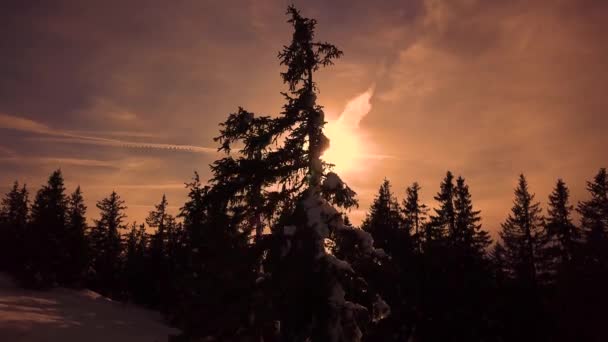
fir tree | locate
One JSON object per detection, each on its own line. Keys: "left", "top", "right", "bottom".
{"left": 90, "top": 191, "right": 127, "bottom": 297}
{"left": 212, "top": 108, "right": 275, "bottom": 241}
{"left": 24, "top": 169, "right": 68, "bottom": 287}
{"left": 402, "top": 182, "right": 428, "bottom": 254}
{"left": 572, "top": 168, "right": 608, "bottom": 342}
{"left": 63, "top": 186, "right": 89, "bottom": 286}
{"left": 124, "top": 222, "right": 148, "bottom": 304}
{"left": 0, "top": 181, "right": 29, "bottom": 273}
{"left": 577, "top": 168, "right": 608, "bottom": 267}
{"left": 490, "top": 242, "right": 508, "bottom": 283}
{"left": 146, "top": 194, "right": 182, "bottom": 310}
{"left": 173, "top": 172, "right": 254, "bottom": 339}
{"left": 147, "top": 194, "right": 171, "bottom": 261}
{"left": 453, "top": 176, "right": 491, "bottom": 259}
{"left": 361, "top": 179, "right": 404, "bottom": 254}
{"left": 267, "top": 7, "right": 387, "bottom": 341}
{"left": 546, "top": 179, "right": 578, "bottom": 268}
{"left": 198, "top": 6, "right": 386, "bottom": 341}
{"left": 498, "top": 174, "right": 547, "bottom": 287}
{"left": 427, "top": 171, "right": 456, "bottom": 247}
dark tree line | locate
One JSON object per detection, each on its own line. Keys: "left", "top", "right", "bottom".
{"left": 1, "top": 6, "right": 607, "bottom": 342}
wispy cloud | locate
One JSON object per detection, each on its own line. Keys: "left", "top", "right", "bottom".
{"left": 86, "top": 183, "right": 186, "bottom": 190}
{"left": 64, "top": 130, "right": 164, "bottom": 139}
{"left": 323, "top": 86, "right": 397, "bottom": 174}
{"left": 336, "top": 85, "right": 375, "bottom": 128}
{"left": 360, "top": 153, "right": 399, "bottom": 160}
{"left": 0, "top": 113, "right": 216, "bottom": 154}
{"left": 0, "top": 145, "right": 14, "bottom": 156}
{"left": 0, "top": 113, "right": 52, "bottom": 134}
{"left": 0, "top": 156, "right": 118, "bottom": 168}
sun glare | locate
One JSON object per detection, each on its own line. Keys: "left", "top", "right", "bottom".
{"left": 323, "top": 120, "right": 361, "bottom": 173}
{"left": 322, "top": 87, "right": 374, "bottom": 174}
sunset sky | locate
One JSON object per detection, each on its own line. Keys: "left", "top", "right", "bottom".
{"left": 1, "top": 0, "right": 607, "bottom": 235}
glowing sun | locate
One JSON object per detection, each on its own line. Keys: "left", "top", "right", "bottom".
{"left": 322, "top": 87, "right": 374, "bottom": 174}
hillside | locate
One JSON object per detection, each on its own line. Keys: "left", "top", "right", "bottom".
{"left": 0, "top": 274, "right": 178, "bottom": 342}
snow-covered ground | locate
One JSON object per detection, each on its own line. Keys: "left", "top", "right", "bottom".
{"left": 0, "top": 274, "right": 179, "bottom": 341}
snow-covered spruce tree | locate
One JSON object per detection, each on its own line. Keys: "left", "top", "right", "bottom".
{"left": 270, "top": 8, "right": 388, "bottom": 340}
{"left": 207, "top": 6, "right": 388, "bottom": 341}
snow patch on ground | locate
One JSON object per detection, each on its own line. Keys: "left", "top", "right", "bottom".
{"left": 0, "top": 273, "right": 179, "bottom": 342}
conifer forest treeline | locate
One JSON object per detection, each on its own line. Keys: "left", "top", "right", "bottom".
{"left": 1, "top": 6, "right": 607, "bottom": 342}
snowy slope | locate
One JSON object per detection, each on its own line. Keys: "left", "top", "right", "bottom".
{"left": 0, "top": 274, "right": 179, "bottom": 342}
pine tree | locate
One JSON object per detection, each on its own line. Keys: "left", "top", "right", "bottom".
{"left": 402, "top": 182, "right": 428, "bottom": 254}
{"left": 0, "top": 181, "right": 29, "bottom": 273}
{"left": 453, "top": 176, "right": 491, "bottom": 259}
{"left": 146, "top": 194, "right": 182, "bottom": 310}
{"left": 427, "top": 171, "right": 456, "bottom": 248}
{"left": 490, "top": 242, "right": 508, "bottom": 283}
{"left": 147, "top": 194, "right": 171, "bottom": 262}
{"left": 124, "top": 222, "right": 148, "bottom": 304}
{"left": 90, "top": 191, "right": 127, "bottom": 297}
{"left": 362, "top": 179, "right": 405, "bottom": 255}
{"left": 173, "top": 172, "right": 254, "bottom": 338}
{"left": 498, "top": 174, "right": 547, "bottom": 287}
{"left": 546, "top": 179, "right": 578, "bottom": 269}
{"left": 267, "top": 7, "right": 387, "bottom": 341}
{"left": 24, "top": 170, "right": 68, "bottom": 287}
{"left": 63, "top": 186, "right": 89, "bottom": 286}
{"left": 212, "top": 108, "right": 275, "bottom": 241}
{"left": 172, "top": 7, "right": 387, "bottom": 340}
{"left": 577, "top": 168, "right": 608, "bottom": 267}
{"left": 572, "top": 168, "right": 608, "bottom": 342}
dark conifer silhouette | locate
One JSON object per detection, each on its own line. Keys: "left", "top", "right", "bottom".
{"left": 427, "top": 171, "right": 455, "bottom": 247}
{"left": 402, "top": 182, "right": 428, "bottom": 254}
{"left": 22, "top": 170, "right": 69, "bottom": 287}
{"left": 453, "top": 176, "right": 491, "bottom": 259}
{"left": 2, "top": 5, "right": 607, "bottom": 342}
{"left": 146, "top": 194, "right": 183, "bottom": 311}
{"left": 64, "top": 186, "right": 89, "bottom": 286}
{"left": 265, "top": 7, "right": 387, "bottom": 341}
{"left": 172, "top": 172, "right": 254, "bottom": 339}
{"left": 546, "top": 179, "right": 578, "bottom": 270}
{"left": 0, "top": 181, "right": 28, "bottom": 273}
{"left": 361, "top": 179, "right": 405, "bottom": 253}
{"left": 89, "top": 191, "right": 127, "bottom": 297}
{"left": 190, "top": 6, "right": 387, "bottom": 341}
{"left": 577, "top": 168, "right": 608, "bottom": 267}
{"left": 490, "top": 241, "right": 508, "bottom": 282}
{"left": 124, "top": 221, "right": 149, "bottom": 304}
{"left": 495, "top": 174, "right": 549, "bottom": 341}
{"left": 498, "top": 174, "right": 547, "bottom": 286}
{"left": 571, "top": 168, "right": 608, "bottom": 342}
